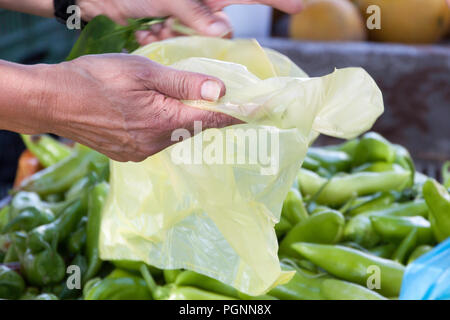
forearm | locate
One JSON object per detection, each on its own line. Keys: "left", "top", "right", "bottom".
{"left": 0, "top": 60, "right": 56, "bottom": 134}
{"left": 0, "top": 0, "right": 54, "bottom": 18}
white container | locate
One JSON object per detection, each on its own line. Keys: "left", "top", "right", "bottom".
{"left": 223, "top": 4, "right": 272, "bottom": 38}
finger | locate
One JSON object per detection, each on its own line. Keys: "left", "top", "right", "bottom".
{"left": 137, "top": 64, "right": 226, "bottom": 102}
{"left": 205, "top": 0, "right": 304, "bottom": 14}
{"left": 167, "top": 0, "right": 232, "bottom": 37}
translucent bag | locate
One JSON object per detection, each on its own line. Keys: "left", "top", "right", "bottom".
{"left": 99, "top": 37, "right": 384, "bottom": 295}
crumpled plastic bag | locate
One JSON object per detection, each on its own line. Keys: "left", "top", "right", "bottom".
{"left": 99, "top": 37, "right": 384, "bottom": 295}
{"left": 400, "top": 237, "right": 450, "bottom": 300}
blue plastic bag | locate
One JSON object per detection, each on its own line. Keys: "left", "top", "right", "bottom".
{"left": 400, "top": 237, "right": 450, "bottom": 300}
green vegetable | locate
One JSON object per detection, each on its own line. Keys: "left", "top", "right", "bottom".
{"left": 407, "top": 245, "right": 433, "bottom": 265}
{"left": 346, "top": 192, "right": 397, "bottom": 217}
{"left": 279, "top": 209, "right": 345, "bottom": 257}
{"left": 391, "top": 228, "right": 418, "bottom": 264}
{"left": 21, "top": 134, "right": 71, "bottom": 168}
{"left": 292, "top": 243, "right": 405, "bottom": 297}
{"left": 324, "top": 139, "right": 360, "bottom": 159}
{"left": 21, "top": 247, "right": 66, "bottom": 286}
{"left": 393, "top": 144, "right": 415, "bottom": 187}
{"left": 163, "top": 269, "right": 182, "bottom": 284}
{"left": 298, "top": 168, "right": 411, "bottom": 206}
{"left": 67, "top": 217, "right": 87, "bottom": 255}
{"left": 320, "top": 279, "right": 387, "bottom": 300}
{"left": 281, "top": 187, "right": 309, "bottom": 225}
{"left": 353, "top": 132, "right": 396, "bottom": 166}
{"left": 84, "top": 272, "right": 152, "bottom": 300}
{"left": 0, "top": 265, "right": 25, "bottom": 299}
{"left": 84, "top": 182, "right": 109, "bottom": 282}
{"left": 306, "top": 147, "right": 352, "bottom": 173}
{"left": 34, "top": 293, "right": 59, "bottom": 300}
{"left": 19, "top": 144, "right": 108, "bottom": 197}
{"left": 302, "top": 156, "right": 320, "bottom": 171}
{"left": 27, "top": 196, "right": 87, "bottom": 253}
{"left": 370, "top": 216, "right": 434, "bottom": 245}
{"left": 344, "top": 199, "right": 429, "bottom": 247}
{"left": 442, "top": 161, "right": 450, "bottom": 188}
{"left": 2, "top": 207, "right": 54, "bottom": 233}
{"left": 423, "top": 179, "right": 450, "bottom": 242}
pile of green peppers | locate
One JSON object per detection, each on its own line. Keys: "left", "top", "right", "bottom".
{"left": 0, "top": 132, "right": 449, "bottom": 300}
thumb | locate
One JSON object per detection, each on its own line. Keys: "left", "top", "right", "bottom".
{"left": 140, "top": 64, "right": 226, "bottom": 102}
{"left": 168, "top": 0, "right": 232, "bottom": 37}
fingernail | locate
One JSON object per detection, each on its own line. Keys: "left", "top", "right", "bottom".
{"left": 207, "top": 21, "right": 231, "bottom": 37}
{"left": 201, "top": 80, "right": 222, "bottom": 101}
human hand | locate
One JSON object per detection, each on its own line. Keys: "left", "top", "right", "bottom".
{"left": 78, "top": 0, "right": 303, "bottom": 44}
{"left": 41, "top": 54, "right": 239, "bottom": 162}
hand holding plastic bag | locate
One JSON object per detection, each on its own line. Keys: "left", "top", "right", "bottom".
{"left": 99, "top": 37, "right": 384, "bottom": 295}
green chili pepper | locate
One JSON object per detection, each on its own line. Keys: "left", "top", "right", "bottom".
{"left": 344, "top": 199, "right": 429, "bottom": 248}
{"left": 275, "top": 216, "right": 292, "bottom": 238}
{"left": 423, "top": 179, "right": 450, "bottom": 242}
{"left": 302, "top": 156, "right": 320, "bottom": 171}
{"left": 370, "top": 216, "right": 434, "bottom": 245}
{"left": 391, "top": 228, "right": 418, "bottom": 264}
{"left": 84, "top": 182, "right": 109, "bottom": 282}
{"left": 0, "top": 205, "right": 10, "bottom": 231}
{"left": 84, "top": 275, "right": 152, "bottom": 300}
{"left": 368, "top": 243, "right": 397, "bottom": 258}
{"left": 3, "top": 231, "right": 27, "bottom": 263}
{"left": 306, "top": 147, "right": 352, "bottom": 173}
{"left": 9, "top": 191, "right": 68, "bottom": 218}
{"left": 2, "top": 207, "right": 54, "bottom": 233}
{"left": 19, "top": 144, "right": 108, "bottom": 196}
{"left": 347, "top": 192, "right": 397, "bottom": 217}
{"left": 320, "top": 279, "right": 387, "bottom": 300}
{"left": 67, "top": 217, "right": 87, "bottom": 255}
{"left": 19, "top": 287, "right": 40, "bottom": 300}
{"left": 21, "top": 134, "right": 72, "bottom": 168}
{"left": 442, "top": 161, "right": 450, "bottom": 188}
{"left": 407, "top": 245, "right": 433, "bottom": 265}
{"left": 111, "top": 260, "right": 163, "bottom": 278}
{"left": 21, "top": 247, "right": 66, "bottom": 287}
{"left": 174, "top": 270, "right": 240, "bottom": 298}
{"left": 279, "top": 209, "right": 345, "bottom": 257}
{"left": 281, "top": 187, "right": 309, "bottom": 225}
{"left": 324, "top": 138, "right": 360, "bottom": 159}
{"left": 27, "top": 196, "right": 87, "bottom": 253}
{"left": 353, "top": 132, "right": 396, "bottom": 166}
{"left": 298, "top": 168, "right": 411, "bottom": 206}
{"left": 292, "top": 243, "right": 405, "bottom": 297}
{"left": 393, "top": 144, "right": 415, "bottom": 187}
{"left": 352, "top": 162, "right": 401, "bottom": 173}
{"left": 0, "top": 265, "right": 25, "bottom": 299}
{"left": 268, "top": 264, "right": 327, "bottom": 300}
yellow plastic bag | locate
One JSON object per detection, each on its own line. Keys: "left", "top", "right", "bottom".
{"left": 99, "top": 37, "right": 384, "bottom": 295}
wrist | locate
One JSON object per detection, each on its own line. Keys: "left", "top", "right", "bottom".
{"left": 77, "top": 0, "right": 125, "bottom": 23}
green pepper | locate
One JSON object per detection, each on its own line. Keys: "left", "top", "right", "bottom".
{"left": 391, "top": 228, "right": 418, "bottom": 264}
{"left": 0, "top": 265, "right": 25, "bottom": 299}
{"left": 298, "top": 168, "right": 411, "bottom": 206}
{"left": 306, "top": 147, "right": 352, "bottom": 173}
{"left": 347, "top": 192, "right": 397, "bottom": 217}
{"left": 352, "top": 162, "right": 401, "bottom": 173}
{"left": 442, "top": 161, "right": 450, "bottom": 189}
{"left": 407, "top": 245, "right": 433, "bottom": 265}
{"left": 163, "top": 269, "right": 182, "bottom": 283}
{"left": 368, "top": 243, "right": 397, "bottom": 258}
{"left": 370, "top": 216, "right": 434, "bottom": 245}
{"left": 67, "top": 217, "right": 87, "bottom": 255}
{"left": 279, "top": 209, "right": 345, "bottom": 257}
{"left": 344, "top": 199, "right": 429, "bottom": 248}
{"left": 174, "top": 270, "right": 240, "bottom": 298}
{"left": 2, "top": 207, "right": 54, "bottom": 233}
{"left": 353, "top": 132, "right": 396, "bottom": 166}
{"left": 21, "top": 134, "right": 72, "bottom": 168}
{"left": 0, "top": 205, "right": 10, "bottom": 231}
{"left": 84, "top": 182, "right": 108, "bottom": 282}
{"left": 21, "top": 247, "right": 66, "bottom": 286}
{"left": 423, "top": 179, "right": 450, "bottom": 242}
{"left": 3, "top": 231, "right": 27, "bottom": 263}
{"left": 302, "top": 156, "right": 320, "bottom": 171}
{"left": 324, "top": 138, "right": 360, "bottom": 159}
{"left": 281, "top": 187, "right": 309, "bottom": 225}
{"left": 292, "top": 243, "right": 405, "bottom": 297}
{"left": 84, "top": 276, "right": 152, "bottom": 300}
{"left": 320, "top": 279, "right": 387, "bottom": 300}
{"left": 9, "top": 191, "right": 68, "bottom": 218}
{"left": 19, "top": 144, "right": 108, "bottom": 196}
{"left": 275, "top": 216, "right": 292, "bottom": 238}
{"left": 27, "top": 196, "right": 87, "bottom": 253}
{"left": 393, "top": 144, "right": 415, "bottom": 187}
